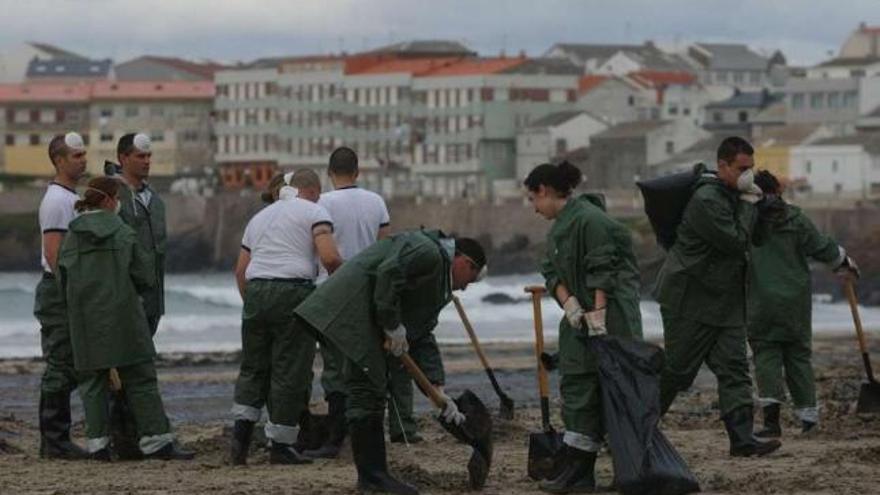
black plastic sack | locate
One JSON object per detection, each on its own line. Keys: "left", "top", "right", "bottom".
{"left": 636, "top": 163, "right": 707, "bottom": 250}
{"left": 588, "top": 335, "right": 700, "bottom": 495}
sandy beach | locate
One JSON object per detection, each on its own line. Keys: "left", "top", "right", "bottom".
{"left": 1, "top": 337, "right": 879, "bottom": 494}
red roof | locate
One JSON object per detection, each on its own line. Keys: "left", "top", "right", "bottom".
{"left": 627, "top": 70, "right": 696, "bottom": 88}
{"left": 346, "top": 56, "right": 464, "bottom": 76}
{"left": 419, "top": 57, "right": 526, "bottom": 77}
{"left": 0, "top": 83, "right": 92, "bottom": 102}
{"left": 92, "top": 81, "right": 214, "bottom": 100}
{"left": 860, "top": 25, "right": 880, "bottom": 35}
{"left": 578, "top": 75, "right": 608, "bottom": 94}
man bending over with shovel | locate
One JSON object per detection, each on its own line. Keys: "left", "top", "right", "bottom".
{"left": 295, "top": 230, "right": 488, "bottom": 495}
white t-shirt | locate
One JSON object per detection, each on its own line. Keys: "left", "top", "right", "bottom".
{"left": 318, "top": 186, "right": 390, "bottom": 261}
{"left": 241, "top": 198, "right": 333, "bottom": 281}
{"left": 39, "top": 182, "right": 79, "bottom": 273}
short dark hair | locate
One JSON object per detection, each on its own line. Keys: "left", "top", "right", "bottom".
{"left": 717, "top": 136, "right": 754, "bottom": 163}
{"left": 754, "top": 170, "right": 781, "bottom": 195}
{"left": 329, "top": 147, "right": 358, "bottom": 176}
{"left": 291, "top": 168, "right": 321, "bottom": 191}
{"left": 455, "top": 237, "right": 486, "bottom": 269}
{"left": 47, "top": 134, "right": 68, "bottom": 167}
{"left": 117, "top": 133, "right": 137, "bottom": 157}
{"left": 523, "top": 161, "right": 582, "bottom": 197}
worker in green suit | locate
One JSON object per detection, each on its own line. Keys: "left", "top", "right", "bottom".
{"left": 58, "top": 177, "right": 193, "bottom": 461}
{"left": 295, "top": 230, "right": 486, "bottom": 495}
{"left": 748, "top": 170, "right": 859, "bottom": 437}
{"left": 113, "top": 133, "right": 166, "bottom": 337}
{"left": 654, "top": 136, "right": 781, "bottom": 457}
{"left": 524, "top": 161, "right": 643, "bottom": 494}
{"left": 228, "top": 170, "right": 343, "bottom": 466}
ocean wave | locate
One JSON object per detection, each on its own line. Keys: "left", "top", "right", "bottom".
{"left": 165, "top": 285, "right": 243, "bottom": 308}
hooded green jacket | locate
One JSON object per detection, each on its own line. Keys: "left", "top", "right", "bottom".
{"left": 58, "top": 210, "right": 156, "bottom": 371}
{"left": 653, "top": 175, "right": 757, "bottom": 327}
{"left": 542, "top": 194, "right": 643, "bottom": 373}
{"left": 748, "top": 202, "right": 841, "bottom": 341}
{"left": 295, "top": 229, "right": 452, "bottom": 387}
{"left": 117, "top": 183, "right": 166, "bottom": 318}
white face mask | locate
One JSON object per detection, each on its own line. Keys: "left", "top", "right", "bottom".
{"left": 736, "top": 168, "right": 755, "bottom": 192}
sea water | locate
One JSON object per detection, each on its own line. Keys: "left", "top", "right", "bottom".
{"left": 1, "top": 271, "right": 877, "bottom": 359}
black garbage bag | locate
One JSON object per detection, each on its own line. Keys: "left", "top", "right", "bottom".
{"left": 636, "top": 163, "right": 708, "bottom": 250}
{"left": 588, "top": 335, "right": 700, "bottom": 495}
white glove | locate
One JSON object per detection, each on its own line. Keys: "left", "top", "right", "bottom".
{"left": 584, "top": 308, "right": 607, "bottom": 336}
{"left": 563, "top": 296, "right": 585, "bottom": 329}
{"left": 384, "top": 325, "right": 408, "bottom": 357}
{"left": 437, "top": 391, "right": 466, "bottom": 426}
{"left": 739, "top": 183, "right": 763, "bottom": 204}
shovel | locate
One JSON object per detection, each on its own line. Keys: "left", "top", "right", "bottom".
{"left": 108, "top": 368, "right": 143, "bottom": 460}
{"left": 524, "top": 285, "right": 565, "bottom": 481}
{"left": 452, "top": 296, "right": 515, "bottom": 419}
{"left": 398, "top": 351, "right": 493, "bottom": 489}
{"left": 844, "top": 278, "right": 880, "bottom": 413}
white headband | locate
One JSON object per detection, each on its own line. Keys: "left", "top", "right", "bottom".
{"left": 64, "top": 132, "right": 85, "bottom": 151}
{"left": 133, "top": 133, "right": 152, "bottom": 152}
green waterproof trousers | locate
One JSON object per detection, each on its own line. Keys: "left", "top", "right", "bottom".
{"left": 232, "top": 280, "right": 316, "bottom": 445}
{"left": 750, "top": 337, "right": 817, "bottom": 423}
{"left": 659, "top": 308, "right": 754, "bottom": 417}
{"left": 34, "top": 274, "right": 78, "bottom": 395}
{"left": 78, "top": 361, "right": 172, "bottom": 454}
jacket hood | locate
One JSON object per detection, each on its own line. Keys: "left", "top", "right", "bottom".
{"left": 69, "top": 210, "right": 124, "bottom": 241}
{"left": 575, "top": 193, "right": 607, "bottom": 212}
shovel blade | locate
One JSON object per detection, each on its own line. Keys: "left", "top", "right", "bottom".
{"left": 856, "top": 381, "right": 880, "bottom": 414}
{"left": 439, "top": 389, "right": 494, "bottom": 489}
{"left": 527, "top": 431, "right": 565, "bottom": 480}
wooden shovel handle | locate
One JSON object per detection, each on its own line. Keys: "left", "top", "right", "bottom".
{"left": 109, "top": 368, "right": 122, "bottom": 392}
{"left": 396, "top": 349, "right": 447, "bottom": 409}
{"left": 453, "top": 296, "right": 492, "bottom": 370}
{"left": 845, "top": 278, "right": 869, "bottom": 355}
{"left": 525, "top": 286, "right": 550, "bottom": 398}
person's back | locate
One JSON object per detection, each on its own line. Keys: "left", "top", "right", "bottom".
{"left": 243, "top": 197, "right": 330, "bottom": 280}
{"left": 320, "top": 187, "right": 390, "bottom": 261}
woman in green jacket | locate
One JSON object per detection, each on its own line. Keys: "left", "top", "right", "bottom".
{"left": 58, "top": 177, "right": 192, "bottom": 461}
{"left": 524, "top": 162, "right": 643, "bottom": 494}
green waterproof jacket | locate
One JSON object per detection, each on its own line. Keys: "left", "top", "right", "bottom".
{"left": 58, "top": 210, "right": 157, "bottom": 371}
{"left": 295, "top": 229, "right": 453, "bottom": 387}
{"left": 654, "top": 174, "right": 757, "bottom": 327}
{"left": 748, "top": 202, "right": 841, "bottom": 342}
{"left": 117, "top": 183, "right": 166, "bottom": 318}
{"left": 542, "top": 194, "right": 643, "bottom": 374}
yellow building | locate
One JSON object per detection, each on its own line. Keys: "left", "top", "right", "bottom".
{"left": 752, "top": 124, "right": 830, "bottom": 183}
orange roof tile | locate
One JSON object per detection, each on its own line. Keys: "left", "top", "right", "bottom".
{"left": 92, "top": 81, "right": 214, "bottom": 100}
{"left": 627, "top": 70, "right": 696, "bottom": 87}
{"left": 578, "top": 75, "right": 608, "bottom": 94}
{"left": 419, "top": 57, "right": 526, "bottom": 77}
{"left": 347, "top": 57, "right": 464, "bottom": 76}
{"left": 0, "top": 83, "right": 92, "bottom": 102}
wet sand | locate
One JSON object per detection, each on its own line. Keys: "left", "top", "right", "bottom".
{"left": 1, "top": 337, "right": 879, "bottom": 494}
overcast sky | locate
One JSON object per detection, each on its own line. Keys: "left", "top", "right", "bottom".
{"left": 0, "top": 0, "right": 877, "bottom": 66}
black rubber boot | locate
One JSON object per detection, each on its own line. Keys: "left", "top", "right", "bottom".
{"left": 38, "top": 390, "right": 89, "bottom": 460}
{"left": 723, "top": 406, "right": 781, "bottom": 457}
{"left": 755, "top": 404, "right": 782, "bottom": 438}
{"left": 538, "top": 445, "right": 597, "bottom": 494}
{"left": 390, "top": 432, "right": 423, "bottom": 444}
{"left": 230, "top": 420, "right": 255, "bottom": 465}
{"left": 89, "top": 448, "right": 112, "bottom": 462}
{"left": 108, "top": 392, "right": 143, "bottom": 460}
{"left": 351, "top": 415, "right": 418, "bottom": 495}
{"left": 145, "top": 442, "right": 196, "bottom": 461}
{"left": 801, "top": 421, "right": 817, "bottom": 434}
{"left": 269, "top": 441, "right": 313, "bottom": 465}
{"left": 303, "top": 392, "right": 348, "bottom": 459}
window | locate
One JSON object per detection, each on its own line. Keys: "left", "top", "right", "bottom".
{"left": 683, "top": 107, "right": 691, "bottom": 116}
{"left": 832, "top": 160, "right": 839, "bottom": 173}
{"left": 844, "top": 91, "right": 858, "bottom": 107}
{"left": 125, "top": 106, "right": 139, "bottom": 117}
{"left": 716, "top": 71, "right": 728, "bottom": 83}
{"left": 738, "top": 111, "right": 748, "bottom": 123}
{"left": 150, "top": 131, "right": 164, "bottom": 142}
{"left": 713, "top": 111, "right": 724, "bottom": 123}
{"left": 100, "top": 132, "right": 114, "bottom": 142}
{"left": 627, "top": 95, "right": 635, "bottom": 106}
{"left": 733, "top": 72, "right": 744, "bottom": 84}
{"left": 806, "top": 160, "right": 812, "bottom": 173}
{"left": 749, "top": 71, "right": 761, "bottom": 85}
{"left": 30, "top": 109, "right": 39, "bottom": 123}
{"left": 100, "top": 107, "right": 113, "bottom": 118}
{"left": 151, "top": 106, "right": 165, "bottom": 117}
{"left": 4, "top": 134, "right": 13, "bottom": 146}
{"left": 29, "top": 134, "right": 39, "bottom": 145}
{"left": 555, "top": 138, "right": 567, "bottom": 155}
{"left": 810, "top": 93, "right": 824, "bottom": 109}
{"left": 668, "top": 105, "right": 679, "bottom": 115}
{"left": 791, "top": 93, "right": 804, "bottom": 109}
{"left": 55, "top": 109, "right": 65, "bottom": 123}
{"left": 665, "top": 141, "right": 675, "bottom": 154}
